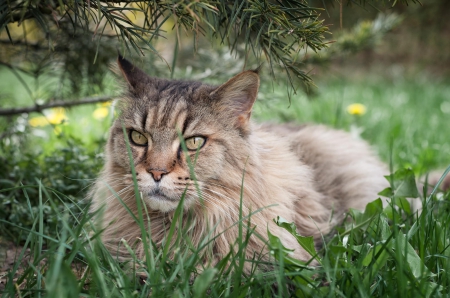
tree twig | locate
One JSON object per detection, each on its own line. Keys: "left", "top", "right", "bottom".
{"left": 0, "top": 95, "right": 115, "bottom": 116}
{"left": 0, "top": 39, "right": 70, "bottom": 52}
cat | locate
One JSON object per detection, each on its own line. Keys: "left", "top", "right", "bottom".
{"left": 90, "top": 55, "right": 411, "bottom": 269}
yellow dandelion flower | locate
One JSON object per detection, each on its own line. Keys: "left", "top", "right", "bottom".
{"left": 47, "top": 108, "right": 68, "bottom": 124}
{"left": 93, "top": 107, "right": 109, "bottom": 119}
{"left": 28, "top": 108, "right": 67, "bottom": 127}
{"left": 346, "top": 103, "right": 367, "bottom": 116}
{"left": 101, "top": 101, "right": 112, "bottom": 107}
{"left": 29, "top": 116, "right": 48, "bottom": 127}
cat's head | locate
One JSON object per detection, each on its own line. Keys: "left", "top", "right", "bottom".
{"left": 106, "top": 56, "right": 260, "bottom": 212}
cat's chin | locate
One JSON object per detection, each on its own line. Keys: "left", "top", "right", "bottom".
{"left": 145, "top": 194, "right": 180, "bottom": 212}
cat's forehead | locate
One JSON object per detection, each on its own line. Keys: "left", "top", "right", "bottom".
{"left": 121, "top": 80, "right": 219, "bottom": 136}
{"left": 150, "top": 79, "right": 214, "bottom": 101}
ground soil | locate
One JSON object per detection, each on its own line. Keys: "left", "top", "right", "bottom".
{"left": 0, "top": 238, "right": 28, "bottom": 291}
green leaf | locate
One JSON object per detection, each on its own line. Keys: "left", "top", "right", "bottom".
{"left": 424, "top": 282, "right": 443, "bottom": 298}
{"left": 363, "top": 198, "right": 384, "bottom": 216}
{"left": 267, "top": 228, "right": 313, "bottom": 268}
{"left": 378, "top": 187, "right": 393, "bottom": 197}
{"left": 362, "top": 244, "right": 390, "bottom": 288}
{"left": 274, "top": 216, "right": 318, "bottom": 261}
{"left": 267, "top": 228, "right": 295, "bottom": 255}
{"left": 392, "top": 197, "right": 412, "bottom": 214}
{"left": 406, "top": 221, "right": 419, "bottom": 240}
{"left": 381, "top": 168, "right": 420, "bottom": 199}
{"left": 377, "top": 215, "right": 392, "bottom": 241}
{"left": 352, "top": 243, "right": 369, "bottom": 254}
{"left": 192, "top": 268, "right": 218, "bottom": 298}
{"left": 348, "top": 198, "right": 383, "bottom": 228}
{"left": 46, "top": 261, "right": 80, "bottom": 298}
{"left": 360, "top": 242, "right": 385, "bottom": 267}
{"left": 329, "top": 244, "right": 348, "bottom": 255}
{"left": 393, "top": 233, "right": 431, "bottom": 279}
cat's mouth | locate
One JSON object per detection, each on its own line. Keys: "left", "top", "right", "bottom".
{"left": 145, "top": 187, "right": 182, "bottom": 212}
{"left": 148, "top": 188, "right": 178, "bottom": 202}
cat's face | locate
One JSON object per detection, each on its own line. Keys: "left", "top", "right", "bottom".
{"left": 107, "top": 56, "right": 259, "bottom": 212}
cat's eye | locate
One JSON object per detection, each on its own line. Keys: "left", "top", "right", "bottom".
{"left": 185, "top": 136, "right": 206, "bottom": 151}
{"left": 130, "top": 130, "right": 148, "bottom": 146}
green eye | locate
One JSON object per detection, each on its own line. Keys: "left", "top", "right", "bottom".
{"left": 130, "top": 130, "right": 148, "bottom": 146}
{"left": 185, "top": 136, "right": 206, "bottom": 150}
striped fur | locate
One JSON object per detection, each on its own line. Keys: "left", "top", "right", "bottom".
{"left": 90, "top": 56, "right": 392, "bottom": 269}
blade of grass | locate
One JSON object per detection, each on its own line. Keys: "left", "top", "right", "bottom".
{"left": 121, "top": 121, "right": 153, "bottom": 278}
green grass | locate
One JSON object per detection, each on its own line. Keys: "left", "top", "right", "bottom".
{"left": 1, "top": 72, "right": 450, "bottom": 297}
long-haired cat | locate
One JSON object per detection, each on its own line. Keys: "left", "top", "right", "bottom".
{"left": 90, "top": 56, "right": 391, "bottom": 268}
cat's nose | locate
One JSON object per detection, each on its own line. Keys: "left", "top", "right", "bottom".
{"left": 147, "top": 168, "right": 168, "bottom": 182}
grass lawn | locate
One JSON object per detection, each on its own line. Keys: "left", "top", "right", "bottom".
{"left": 1, "top": 70, "right": 450, "bottom": 297}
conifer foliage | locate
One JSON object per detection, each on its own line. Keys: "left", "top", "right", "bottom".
{"left": 0, "top": 0, "right": 417, "bottom": 104}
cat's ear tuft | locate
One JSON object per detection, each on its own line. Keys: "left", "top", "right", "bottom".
{"left": 117, "top": 55, "right": 150, "bottom": 93}
{"left": 211, "top": 70, "right": 260, "bottom": 129}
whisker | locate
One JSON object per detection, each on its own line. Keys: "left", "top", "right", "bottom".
{"left": 184, "top": 190, "right": 235, "bottom": 221}
{"left": 101, "top": 184, "right": 135, "bottom": 204}
{"left": 184, "top": 185, "right": 265, "bottom": 223}
{"left": 200, "top": 186, "right": 265, "bottom": 222}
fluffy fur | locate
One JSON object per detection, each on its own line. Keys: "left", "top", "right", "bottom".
{"left": 90, "top": 56, "right": 392, "bottom": 268}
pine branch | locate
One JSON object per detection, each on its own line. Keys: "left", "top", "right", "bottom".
{"left": 0, "top": 0, "right": 420, "bottom": 96}
{"left": 0, "top": 39, "right": 70, "bottom": 51}
{"left": 0, "top": 96, "right": 114, "bottom": 116}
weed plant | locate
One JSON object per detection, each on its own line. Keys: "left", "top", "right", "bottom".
{"left": 1, "top": 74, "right": 450, "bottom": 296}
{"left": 1, "top": 160, "right": 449, "bottom": 296}
{"left": 0, "top": 137, "right": 103, "bottom": 241}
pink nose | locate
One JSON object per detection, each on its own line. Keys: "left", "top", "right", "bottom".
{"left": 148, "top": 169, "right": 167, "bottom": 182}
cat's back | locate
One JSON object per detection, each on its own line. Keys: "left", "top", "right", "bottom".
{"left": 256, "top": 123, "right": 389, "bottom": 211}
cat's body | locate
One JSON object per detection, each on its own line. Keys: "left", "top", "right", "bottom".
{"left": 91, "top": 56, "right": 389, "bottom": 267}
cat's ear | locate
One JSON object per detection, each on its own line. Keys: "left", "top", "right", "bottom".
{"left": 211, "top": 70, "right": 260, "bottom": 129}
{"left": 117, "top": 55, "right": 150, "bottom": 93}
